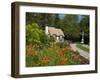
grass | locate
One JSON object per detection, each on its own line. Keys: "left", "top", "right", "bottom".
{"left": 26, "top": 43, "right": 89, "bottom": 67}
{"left": 76, "top": 43, "right": 89, "bottom": 52}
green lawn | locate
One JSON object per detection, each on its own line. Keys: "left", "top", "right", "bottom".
{"left": 76, "top": 43, "right": 89, "bottom": 52}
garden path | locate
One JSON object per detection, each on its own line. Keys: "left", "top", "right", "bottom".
{"left": 70, "top": 43, "right": 89, "bottom": 60}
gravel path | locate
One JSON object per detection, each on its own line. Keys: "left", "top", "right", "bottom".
{"left": 70, "top": 43, "right": 89, "bottom": 60}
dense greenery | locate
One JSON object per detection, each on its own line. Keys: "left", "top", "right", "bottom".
{"left": 60, "top": 15, "right": 81, "bottom": 42}
{"left": 26, "top": 22, "right": 54, "bottom": 47}
{"left": 26, "top": 13, "right": 89, "bottom": 44}
{"left": 26, "top": 13, "right": 57, "bottom": 29}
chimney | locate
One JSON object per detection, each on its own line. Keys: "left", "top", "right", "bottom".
{"left": 45, "top": 26, "right": 48, "bottom": 34}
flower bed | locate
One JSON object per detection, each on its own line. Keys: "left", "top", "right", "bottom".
{"left": 26, "top": 43, "right": 89, "bottom": 67}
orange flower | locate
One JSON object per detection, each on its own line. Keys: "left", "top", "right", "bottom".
{"left": 59, "top": 57, "right": 67, "bottom": 65}
{"left": 26, "top": 48, "right": 38, "bottom": 57}
{"left": 42, "top": 56, "right": 49, "bottom": 64}
{"left": 56, "top": 48, "right": 69, "bottom": 56}
{"left": 62, "top": 48, "right": 66, "bottom": 51}
{"left": 56, "top": 49, "right": 62, "bottom": 56}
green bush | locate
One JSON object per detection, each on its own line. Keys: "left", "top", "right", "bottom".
{"left": 56, "top": 42, "right": 70, "bottom": 48}
{"left": 40, "top": 33, "right": 54, "bottom": 48}
{"left": 26, "top": 23, "right": 42, "bottom": 45}
{"left": 26, "top": 22, "right": 54, "bottom": 47}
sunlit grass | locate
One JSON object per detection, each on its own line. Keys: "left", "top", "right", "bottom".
{"left": 76, "top": 43, "right": 89, "bottom": 52}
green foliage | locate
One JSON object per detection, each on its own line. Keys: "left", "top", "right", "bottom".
{"left": 54, "top": 56, "right": 61, "bottom": 64}
{"left": 60, "top": 15, "right": 81, "bottom": 42}
{"left": 26, "top": 22, "right": 54, "bottom": 47}
{"left": 56, "top": 42, "right": 70, "bottom": 48}
{"left": 26, "top": 13, "right": 56, "bottom": 29}
{"left": 26, "top": 23, "right": 42, "bottom": 45}
{"left": 40, "top": 33, "right": 54, "bottom": 48}
{"left": 54, "top": 14, "right": 60, "bottom": 28}
{"left": 32, "top": 55, "right": 39, "bottom": 64}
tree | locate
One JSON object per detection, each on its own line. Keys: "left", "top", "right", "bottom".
{"left": 54, "top": 14, "right": 60, "bottom": 28}
{"left": 80, "top": 16, "right": 89, "bottom": 44}
{"left": 26, "top": 12, "right": 35, "bottom": 25}
{"left": 60, "top": 14, "right": 81, "bottom": 42}
{"left": 26, "top": 13, "right": 55, "bottom": 29}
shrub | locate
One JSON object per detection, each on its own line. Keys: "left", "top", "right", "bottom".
{"left": 55, "top": 42, "right": 70, "bottom": 48}
{"left": 40, "top": 33, "right": 54, "bottom": 48}
{"left": 26, "top": 22, "right": 42, "bottom": 45}
{"left": 26, "top": 22, "right": 54, "bottom": 47}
